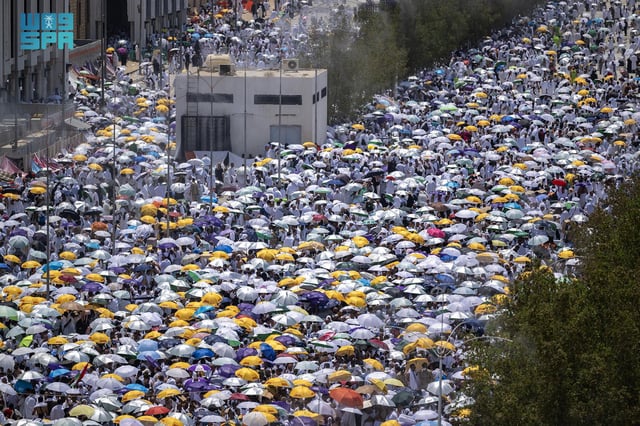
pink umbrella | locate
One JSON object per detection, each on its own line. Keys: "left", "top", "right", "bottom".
{"left": 427, "top": 228, "right": 446, "bottom": 238}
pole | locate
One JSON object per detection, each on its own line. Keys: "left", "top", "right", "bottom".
{"left": 45, "top": 105, "right": 50, "bottom": 300}
{"left": 314, "top": 68, "right": 318, "bottom": 145}
{"left": 166, "top": 73, "right": 171, "bottom": 236}
{"left": 277, "top": 61, "right": 282, "bottom": 186}
{"left": 243, "top": 63, "right": 248, "bottom": 186}
{"left": 101, "top": 0, "right": 107, "bottom": 108}
{"left": 209, "top": 65, "right": 214, "bottom": 208}
{"left": 13, "top": 2, "right": 19, "bottom": 151}
{"left": 112, "top": 120, "right": 117, "bottom": 256}
{"left": 437, "top": 351, "right": 443, "bottom": 426}
{"left": 138, "top": 0, "right": 143, "bottom": 74}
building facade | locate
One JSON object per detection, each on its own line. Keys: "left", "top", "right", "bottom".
{"left": 0, "top": 0, "right": 71, "bottom": 104}
{"left": 173, "top": 60, "right": 328, "bottom": 160}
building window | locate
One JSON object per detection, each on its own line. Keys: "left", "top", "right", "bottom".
{"left": 270, "top": 125, "right": 302, "bottom": 145}
{"left": 181, "top": 115, "right": 231, "bottom": 153}
{"left": 254, "top": 95, "right": 302, "bottom": 105}
{"left": 186, "top": 93, "right": 234, "bottom": 103}
{"left": 321, "top": 87, "right": 327, "bottom": 98}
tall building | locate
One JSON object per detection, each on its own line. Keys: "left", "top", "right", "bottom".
{"left": 0, "top": 1, "right": 71, "bottom": 104}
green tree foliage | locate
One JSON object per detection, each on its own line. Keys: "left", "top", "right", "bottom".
{"left": 464, "top": 177, "right": 640, "bottom": 425}
{"left": 304, "top": 0, "right": 546, "bottom": 121}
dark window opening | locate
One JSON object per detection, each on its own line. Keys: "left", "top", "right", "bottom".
{"left": 186, "top": 93, "right": 234, "bottom": 103}
{"left": 254, "top": 94, "right": 302, "bottom": 105}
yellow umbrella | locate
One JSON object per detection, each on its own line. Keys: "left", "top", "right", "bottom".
{"left": 235, "top": 367, "right": 260, "bottom": 382}
{"left": 383, "top": 378, "right": 405, "bottom": 387}
{"left": 2, "top": 286, "right": 22, "bottom": 297}
{"left": 73, "top": 154, "right": 88, "bottom": 162}
{"left": 48, "top": 336, "right": 68, "bottom": 345}
{"left": 160, "top": 418, "right": 184, "bottom": 426}
{"left": 72, "top": 362, "right": 91, "bottom": 371}
{"left": 102, "top": 373, "right": 124, "bottom": 382}
{"left": 328, "top": 370, "right": 352, "bottom": 383}
{"left": 174, "top": 308, "right": 195, "bottom": 320}
{"left": 351, "top": 236, "right": 369, "bottom": 248}
{"left": 69, "top": 404, "right": 96, "bottom": 417}
{"left": 475, "top": 303, "right": 498, "bottom": 315}
{"left": 29, "top": 187, "right": 46, "bottom": 195}
{"left": 434, "top": 341, "right": 456, "bottom": 351}
{"left": 3, "top": 254, "right": 21, "bottom": 264}
{"left": 240, "top": 355, "right": 263, "bottom": 367}
{"left": 404, "top": 323, "right": 427, "bottom": 333}
{"left": 156, "top": 389, "right": 182, "bottom": 399}
{"left": 21, "top": 260, "right": 41, "bottom": 269}
{"left": 351, "top": 123, "right": 365, "bottom": 131}
{"left": 140, "top": 215, "right": 157, "bottom": 224}
{"left": 290, "top": 386, "right": 316, "bottom": 399}
{"left": 336, "top": 345, "right": 356, "bottom": 357}
{"left": 264, "top": 377, "right": 291, "bottom": 388}
{"left": 85, "top": 273, "right": 105, "bottom": 283}
{"left": 89, "top": 332, "right": 111, "bottom": 344}
{"left": 363, "top": 358, "right": 384, "bottom": 371}
{"left": 275, "top": 252, "right": 295, "bottom": 262}
{"left": 513, "top": 256, "right": 531, "bottom": 264}
{"left": 59, "top": 251, "right": 77, "bottom": 260}
{"left": 558, "top": 250, "right": 575, "bottom": 259}
{"left": 120, "top": 168, "right": 135, "bottom": 175}
{"left": 159, "top": 301, "right": 179, "bottom": 310}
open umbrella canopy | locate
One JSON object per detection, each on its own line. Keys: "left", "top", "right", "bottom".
{"left": 0, "top": 1, "right": 634, "bottom": 424}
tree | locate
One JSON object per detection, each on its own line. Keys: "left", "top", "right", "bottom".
{"left": 304, "top": 0, "right": 548, "bottom": 122}
{"left": 464, "top": 176, "right": 640, "bottom": 425}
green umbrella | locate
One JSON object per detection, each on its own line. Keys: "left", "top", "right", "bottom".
{"left": 0, "top": 305, "right": 18, "bottom": 320}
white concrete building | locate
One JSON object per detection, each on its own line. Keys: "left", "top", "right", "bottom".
{"left": 173, "top": 61, "right": 328, "bottom": 160}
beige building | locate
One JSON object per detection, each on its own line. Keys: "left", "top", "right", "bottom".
{"left": 173, "top": 58, "right": 328, "bottom": 160}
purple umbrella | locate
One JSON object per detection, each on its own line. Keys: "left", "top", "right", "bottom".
{"left": 81, "top": 282, "right": 104, "bottom": 293}
{"left": 187, "top": 364, "right": 212, "bottom": 373}
{"left": 273, "top": 335, "right": 298, "bottom": 347}
{"left": 235, "top": 347, "right": 257, "bottom": 362}
{"left": 184, "top": 378, "right": 210, "bottom": 391}
{"left": 217, "top": 364, "right": 239, "bottom": 378}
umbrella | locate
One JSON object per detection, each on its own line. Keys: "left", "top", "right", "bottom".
{"left": 329, "top": 387, "right": 364, "bottom": 408}
{"left": 241, "top": 411, "right": 275, "bottom": 426}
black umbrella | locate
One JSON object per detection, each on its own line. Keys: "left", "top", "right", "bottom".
{"left": 59, "top": 209, "right": 81, "bottom": 222}
{"left": 392, "top": 389, "right": 416, "bottom": 407}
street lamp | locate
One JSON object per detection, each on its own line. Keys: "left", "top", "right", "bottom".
{"left": 111, "top": 118, "right": 117, "bottom": 256}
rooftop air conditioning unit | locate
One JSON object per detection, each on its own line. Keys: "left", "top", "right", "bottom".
{"left": 219, "top": 64, "right": 232, "bottom": 75}
{"left": 285, "top": 59, "right": 299, "bottom": 71}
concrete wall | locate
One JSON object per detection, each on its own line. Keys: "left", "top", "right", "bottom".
{"left": 174, "top": 67, "right": 328, "bottom": 158}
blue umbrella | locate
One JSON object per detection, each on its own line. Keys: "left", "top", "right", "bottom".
{"left": 0, "top": 263, "right": 10, "bottom": 270}
{"left": 260, "top": 343, "right": 276, "bottom": 361}
{"left": 138, "top": 339, "right": 159, "bottom": 353}
{"left": 192, "top": 348, "right": 215, "bottom": 360}
{"left": 14, "top": 380, "right": 33, "bottom": 393}
{"left": 125, "top": 383, "right": 148, "bottom": 392}
{"left": 49, "top": 368, "right": 72, "bottom": 379}
{"left": 213, "top": 244, "right": 232, "bottom": 253}
{"left": 42, "top": 261, "right": 65, "bottom": 271}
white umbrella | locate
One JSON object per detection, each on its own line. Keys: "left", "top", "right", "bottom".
{"left": 357, "top": 313, "right": 384, "bottom": 328}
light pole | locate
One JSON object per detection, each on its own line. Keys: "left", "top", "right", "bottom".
{"left": 277, "top": 60, "right": 282, "bottom": 186}
{"left": 243, "top": 62, "right": 248, "bottom": 186}
{"left": 112, "top": 118, "right": 117, "bottom": 256}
